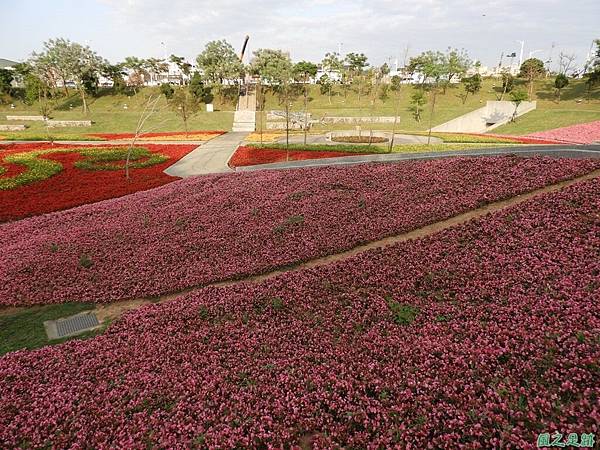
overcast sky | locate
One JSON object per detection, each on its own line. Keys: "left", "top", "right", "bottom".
{"left": 1, "top": 0, "right": 599, "bottom": 70}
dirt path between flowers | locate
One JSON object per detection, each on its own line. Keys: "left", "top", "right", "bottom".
{"left": 91, "top": 167, "right": 600, "bottom": 324}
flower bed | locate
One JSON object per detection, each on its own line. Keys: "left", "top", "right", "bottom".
{"left": 525, "top": 120, "right": 600, "bottom": 144}
{"left": 89, "top": 130, "right": 225, "bottom": 141}
{"left": 2, "top": 156, "right": 599, "bottom": 306}
{"left": 0, "top": 143, "right": 197, "bottom": 222}
{"left": 1, "top": 177, "right": 599, "bottom": 447}
{"left": 229, "top": 145, "right": 367, "bottom": 167}
{"left": 244, "top": 132, "right": 284, "bottom": 143}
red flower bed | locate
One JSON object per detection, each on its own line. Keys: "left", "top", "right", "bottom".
{"left": 89, "top": 130, "right": 225, "bottom": 140}
{"left": 229, "top": 145, "right": 367, "bottom": 167}
{"left": 2, "top": 156, "right": 599, "bottom": 306}
{"left": 525, "top": 120, "right": 600, "bottom": 144}
{"left": 0, "top": 143, "right": 197, "bottom": 222}
{"left": 1, "top": 177, "right": 599, "bottom": 448}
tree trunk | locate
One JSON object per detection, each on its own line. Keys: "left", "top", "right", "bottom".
{"left": 258, "top": 82, "right": 263, "bottom": 147}
{"left": 79, "top": 85, "right": 88, "bottom": 114}
{"left": 303, "top": 81, "right": 308, "bottom": 145}
{"left": 389, "top": 88, "right": 401, "bottom": 153}
{"left": 62, "top": 76, "right": 69, "bottom": 96}
{"left": 285, "top": 85, "right": 290, "bottom": 161}
{"left": 427, "top": 91, "right": 437, "bottom": 146}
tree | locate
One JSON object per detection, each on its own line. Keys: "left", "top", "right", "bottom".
{"left": 499, "top": 72, "right": 514, "bottom": 100}
{"left": 460, "top": 74, "right": 482, "bottom": 104}
{"left": 378, "top": 84, "right": 390, "bottom": 103}
{"left": 31, "top": 38, "right": 106, "bottom": 113}
{"left": 321, "top": 52, "right": 343, "bottom": 103}
{"left": 554, "top": 73, "right": 569, "bottom": 102}
{"left": 519, "top": 58, "right": 546, "bottom": 99}
{"left": 409, "top": 90, "right": 426, "bottom": 123}
{"left": 318, "top": 74, "right": 332, "bottom": 97}
{"left": 442, "top": 48, "right": 470, "bottom": 93}
{"left": 31, "top": 38, "right": 73, "bottom": 96}
{"left": 81, "top": 69, "right": 99, "bottom": 97}
{"left": 196, "top": 40, "right": 244, "bottom": 84}
{"left": 0, "top": 69, "right": 14, "bottom": 94}
{"left": 122, "top": 57, "right": 147, "bottom": 94}
{"left": 169, "top": 87, "right": 200, "bottom": 135}
{"left": 408, "top": 51, "right": 445, "bottom": 87}
{"left": 345, "top": 52, "right": 369, "bottom": 78}
{"left": 294, "top": 61, "right": 318, "bottom": 145}
{"left": 387, "top": 75, "right": 404, "bottom": 151}
{"left": 102, "top": 63, "right": 127, "bottom": 94}
{"left": 509, "top": 90, "right": 529, "bottom": 121}
{"left": 250, "top": 49, "right": 295, "bottom": 153}
{"left": 189, "top": 72, "right": 213, "bottom": 103}
{"left": 144, "top": 58, "right": 168, "bottom": 85}
{"left": 23, "top": 73, "right": 47, "bottom": 105}
{"left": 169, "top": 54, "right": 192, "bottom": 84}
{"left": 160, "top": 83, "right": 174, "bottom": 99}
{"left": 558, "top": 52, "right": 576, "bottom": 77}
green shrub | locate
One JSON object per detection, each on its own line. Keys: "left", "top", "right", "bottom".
{"left": 385, "top": 295, "right": 419, "bottom": 325}
{"left": 74, "top": 147, "right": 168, "bottom": 171}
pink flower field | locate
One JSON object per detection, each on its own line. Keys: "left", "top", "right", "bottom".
{"left": 2, "top": 156, "right": 600, "bottom": 306}
{"left": 526, "top": 120, "right": 600, "bottom": 144}
{"left": 1, "top": 175, "right": 599, "bottom": 448}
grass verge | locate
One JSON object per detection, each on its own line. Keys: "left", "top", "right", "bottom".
{"left": 0, "top": 303, "right": 108, "bottom": 356}
{"left": 247, "top": 142, "right": 517, "bottom": 155}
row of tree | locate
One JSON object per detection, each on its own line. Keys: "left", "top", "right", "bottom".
{"left": 1, "top": 37, "right": 599, "bottom": 119}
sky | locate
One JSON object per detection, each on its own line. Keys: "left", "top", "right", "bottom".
{"left": 1, "top": 0, "right": 599, "bottom": 71}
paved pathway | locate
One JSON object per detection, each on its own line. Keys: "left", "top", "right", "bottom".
{"left": 235, "top": 145, "right": 600, "bottom": 172}
{"left": 164, "top": 132, "right": 249, "bottom": 177}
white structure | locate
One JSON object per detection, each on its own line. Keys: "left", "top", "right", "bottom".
{"left": 431, "top": 100, "right": 537, "bottom": 133}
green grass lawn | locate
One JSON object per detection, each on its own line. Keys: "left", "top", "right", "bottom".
{"left": 260, "top": 77, "right": 600, "bottom": 134}
{"left": 0, "top": 89, "right": 234, "bottom": 139}
{"left": 249, "top": 142, "right": 516, "bottom": 154}
{"left": 1, "top": 78, "right": 598, "bottom": 139}
{"left": 0, "top": 303, "right": 107, "bottom": 355}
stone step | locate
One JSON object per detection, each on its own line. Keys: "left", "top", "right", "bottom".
{"left": 233, "top": 125, "right": 256, "bottom": 132}
{"left": 234, "top": 110, "right": 256, "bottom": 121}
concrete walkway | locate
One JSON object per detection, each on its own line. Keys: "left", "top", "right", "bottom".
{"left": 164, "top": 132, "right": 249, "bottom": 177}
{"left": 235, "top": 145, "right": 600, "bottom": 172}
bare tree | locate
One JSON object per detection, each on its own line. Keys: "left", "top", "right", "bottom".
{"left": 558, "top": 52, "right": 577, "bottom": 76}
{"left": 124, "top": 95, "right": 167, "bottom": 179}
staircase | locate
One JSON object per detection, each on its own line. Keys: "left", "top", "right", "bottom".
{"left": 233, "top": 84, "right": 256, "bottom": 132}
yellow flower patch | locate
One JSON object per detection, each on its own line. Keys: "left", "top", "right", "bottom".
{"left": 245, "top": 132, "right": 284, "bottom": 143}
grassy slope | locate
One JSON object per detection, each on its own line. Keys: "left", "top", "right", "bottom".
{"left": 0, "top": 303, "right": 107, "bottom": 355}
{"left": 0, "top": 88, "right": 234, "bottom": 138}
{"left": 261, "top": 77, "right": 600, "bottom": 135}
{"left": 1, "top": 79, "right": 598, "bottom": 138}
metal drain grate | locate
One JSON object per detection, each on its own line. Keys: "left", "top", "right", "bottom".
{"left": 44, "top": 312, "right": 100, "bottom": 340}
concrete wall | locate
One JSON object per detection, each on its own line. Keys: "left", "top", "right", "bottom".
{"left": 431, "top": 101, "right": 536, "bottom": 133}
